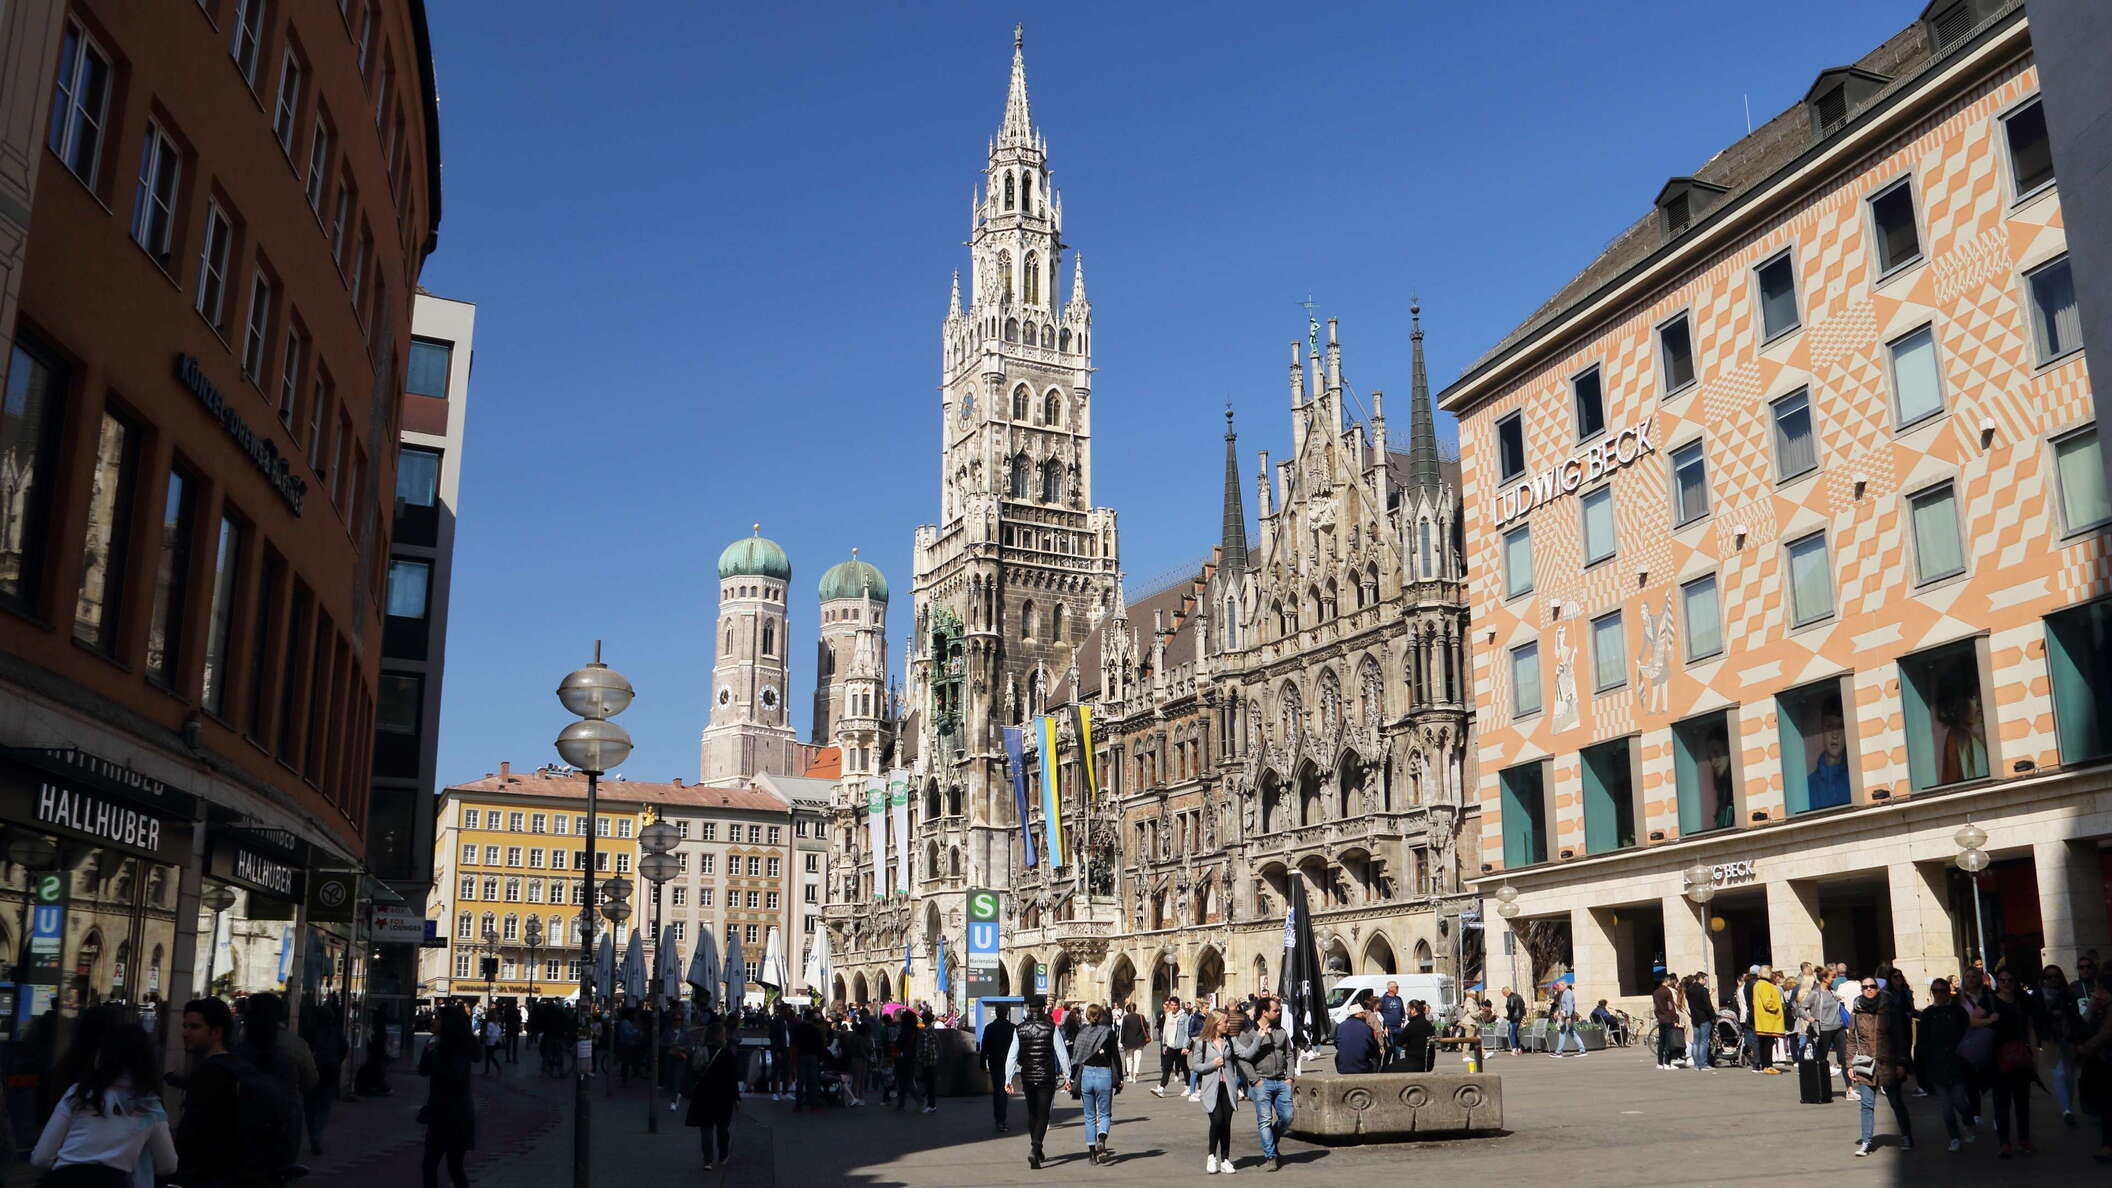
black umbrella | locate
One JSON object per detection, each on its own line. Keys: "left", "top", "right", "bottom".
{"left": 1277, "top": 876, "right": 1333, "bottom": 1049}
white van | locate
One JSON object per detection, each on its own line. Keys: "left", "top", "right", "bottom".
{"left": 1324, "top": 973, "right": 1456, "bottom": 1028}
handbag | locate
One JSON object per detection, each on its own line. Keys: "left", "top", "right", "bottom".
{"left": 1955, "top": 1026, "right": 1996, "bottom": 1071}
{"left": 1996, "top": 1039, "right": 2034, "bottom": 1076}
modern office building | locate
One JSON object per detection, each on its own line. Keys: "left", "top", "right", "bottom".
{"left": 1441, "top": 2, "right": 2109, "bottom": 1008}
{"left": 0, "top": 0, "right": 439, "bottom": 1088}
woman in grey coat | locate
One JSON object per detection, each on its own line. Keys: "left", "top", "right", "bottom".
{"left": 1193, "top": 1011, "right": 1241, "bottom": 1174}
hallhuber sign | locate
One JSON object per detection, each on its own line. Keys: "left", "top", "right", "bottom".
{"left": 1492, "top": 418, "right": 1657, "bottom": 527}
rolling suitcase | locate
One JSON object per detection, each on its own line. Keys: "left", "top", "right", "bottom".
{"left": 1797, "top": 1050, "right": 1832, "bottom": 1103}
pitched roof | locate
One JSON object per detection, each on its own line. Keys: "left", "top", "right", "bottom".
{"left": 442, "top": 766, "right": 790, "bottom": 814}
{"left": 756, "top": 772, "right": 836, "bottom": 809}
{"left": 803, "top": 747, "right": 842, "bottom": 780}
{"left": 1071, "top": 566, "right": 1208, "bottom": 700}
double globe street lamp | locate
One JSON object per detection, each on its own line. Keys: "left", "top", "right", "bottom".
{"left": 639, "top": 819, "right": 681, "bottom": 1132}
{"left": 555, "top": 647, "right": 634, "bottom": 1188}
{"left": 1954, "top": 823, "right": 1990, "bottom": 970}
{"left": 524, "top": 917, "right": 544, "bottom": 999}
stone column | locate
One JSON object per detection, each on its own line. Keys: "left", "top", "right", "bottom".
{"left": 1764, "top": 879, "right": 1822, "bottom": 971}
{"left": 1886, "top": 860, "right": 1955, "bottom": 987}
{"left": 2037, "top": 837, "right": 2110, "bottom": 974}
{"left": 1571, "top": 905, "right": 1618, "bottom": 997}
{"left": 1662, "top": 892, "right": 1710, "bottom": 981}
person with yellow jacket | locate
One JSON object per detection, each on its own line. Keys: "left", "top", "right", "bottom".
{"left": 1752, "top": 969, "right": 1787, "bottom": 1073}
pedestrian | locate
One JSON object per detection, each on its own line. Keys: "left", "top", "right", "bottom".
{"left": 1914, "top": 977, "right": 1975, "bottom": 1151}
{"left": 1847, "top": 973, "right": 1913, "bottom": 1156}
{"left": 2075, "top": 971, "right": 2112, "bottom": 1164}
{"left": 503, "top": 1004, "right": 521, "bottom": 1064}
{"left": 768, "top": 1004, "right": 792, "bottom": 1101}
{"left": 1550, "top": 980, "right": 1586, "bottom": 1058}
{"left": 30, "top": 1021, "right": 176, "bottom": 1187}
{"left": 1120, "top": 1001, "right": 1150, "bottom": 1083}
{"left": 1682, "top": 974, "right": 1714, "bottom": 1070}
{"left": 1377, "top": 982, "right": 1406, "bottom": 1066}
{"left": 1003, "top": 995, "right": 1072, "bottom": 1171}
{"left": 2037, "top": 964, "right": 2080, "bottom": 1128}
{"left": 683, "top": 1022, "right": 741, "bottom": 1171}
{"left": 1184, "top": 1001, "right": 1207, "bottom": 1098}
{"left": 915, "top": 1009, "right": 941, "bottom": 1114}
{"left": 1985, "top": 967, "right": 2038, "bottom": 1157}
{"left": 1153, "top": 997, "right": 1187, "bottom": 1097}
{"left": 891, "top": 1008, "right": 920, "bottom": 1112}
{"left": 418, "top": 1005, "right": 478, "bottom": 1188}
{"left": 355, "top": 1008, "right": 394, "bottom": 1096}
{"left": 1399, "top": 1001, "right": 1436, "bottom": 1073}
{"left": 303, "top": 999, "right": 347, "bottom": 1156}
{"left": 481, "top": 1012, "right": 503, "bottom": 1076}
{"left": 1232, "top": 995, "right": 1294, "bottom": 1173}
{"left": 1193, "top": 1011, "right": 1238, "bottom": 1174}
{"left": 1067, "top": 1003, "right": 1124, "bottom": 1163}
{"left": 1503, "top": 985, "right": 1526, "bottom": 1054}
{"left": 1650, "top": 973, "right": 1681, "bottom": 1070}
{"left": 1334, "top": 992, "right": 1382, "bottom": 1074}
{"left": 981, "top": 1004, "right": 1017, "bottom": 1134}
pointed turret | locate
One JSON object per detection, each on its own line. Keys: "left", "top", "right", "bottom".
{"left": 948, "top": 270, "right": 962, "bottom": 316}
{"left": 1069, "top": 253, "right": 1088, "bottom": 307}
{"left": 1407, "top": 298, "right": 1443, "bottom": 494}
{"left": 1220, "top": 405, "right": 1250, "bottom": 573}
{"left": 999, "top": 24, "right": 1034, "bottom": 147}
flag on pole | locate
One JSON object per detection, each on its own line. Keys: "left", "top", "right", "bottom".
{"left": 866, "top": 779, "right": 887, "bottom": 897}
{"left": 902, "top": 938, "right": 914, "bottom": 979}
{"left": 1278, "top": 875, "right": 1333, "bottom": 1049}
{"left": 1073, "top": 704, "right": 1099, "bottom": 803}
{"left": 888, "top": 769, "right": 911, "bottom": 895}
{"left": 1002, "top": 726, "right": 1038, "bottom": 867}
{"left": 1038, "top": 715, "right": 1066, "bottom": 866}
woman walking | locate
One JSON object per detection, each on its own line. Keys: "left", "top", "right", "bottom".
{"left": 2037, "top": 965, "right": 2080, "bottom": 1127}
{"left": 1986, "top": 968, "right": 2038, "bottom": 1157}
{"left": 1120, "top": 1002, "right": 1150, "bottom": 1083}
{"left": 418, "top": 1005, "right": 478, "bottom": 1188}
{"left": 1846, "top": 975, "right": 1913, "bottom": 1156}
{"left": 1915, "top": 977, "right": 1976, "bottom": 1151}
{"left": 1066, "top": 1003, "right": 1125, "bottom": 1164}
{"left": 1193, "top": 1012, "right": 1239, "bottom": 1174}
{"left": 683, "top": 1022, "right": 741, "bottom": 1171}
{"left": 30, "top": 1022, "right": 176, "bottom": 1187}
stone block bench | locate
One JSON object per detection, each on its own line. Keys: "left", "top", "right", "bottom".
{"left": 1286, "top": 1070, "right": 1503, "bottom": 1143}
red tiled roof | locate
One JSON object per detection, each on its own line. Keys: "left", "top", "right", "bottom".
{"left": 803, "top": 747, "right": 842, "bottom": 779}
{"left": 443, "top": 766, "right": 790, "bottom": 814}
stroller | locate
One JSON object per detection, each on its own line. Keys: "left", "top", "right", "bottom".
{"left": 1709, "top": 1011, "right": 1744, "bottom": 1065}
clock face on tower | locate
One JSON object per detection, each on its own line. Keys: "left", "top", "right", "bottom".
{"left": 716, "top": 688, "right": 732, "bottom": 707}
{"left": 960, "top": 393, "right": 975, "bottom": 421}
{"left": 761, "top": 686, "right": 780, "bottom": 712}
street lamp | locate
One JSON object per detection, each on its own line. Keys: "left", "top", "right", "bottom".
{"left": 597, "top": 876, "right": 633, "bottom": 1102}
{"left": 481, "top": 927, "right": 501, "bottom": 1008}
{"left": 556, "top": 646, "right": 634, "bottom": 1188}
{"left": 200, "top": 884, "right": 238, "bottom": 995}
{"left": 1493, "top": 884, "right": 1520, "bottom": 996}
{"left": 1682, "top": 862, "right": 1717, "bottom": 904}
{"left": 524, "top": 917, "right": 543, "bottom": 999}
{"left": 639, "top": 820, "right": 680, "bottom": 1133}
{"left": 1954, "top": 823, "right": 1990, "bottom": 970}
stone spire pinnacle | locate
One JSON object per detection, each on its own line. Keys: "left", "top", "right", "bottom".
{"left": 1407, "top": 297, "right": 1443, "bottom": 493}
{"left": 1069, "top": 253, "right": 1087, "bottom": 307}
{"left": 999, "top": 25, "right": 1034, "bottom": 146}
{"left": 1220, "top": 404, "right": 1250, "bottom": 573}
{"left": 948, "top": 270, "right": 961, "bottom": 315}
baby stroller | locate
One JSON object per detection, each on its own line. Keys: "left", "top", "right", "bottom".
{"left": 1709, "top": 1011, "right": 1744, "bottom": 1065}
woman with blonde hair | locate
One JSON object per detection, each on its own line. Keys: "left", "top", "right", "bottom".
{"left": 1193, "top": 1011, "right": 1241, "bottom": 1173}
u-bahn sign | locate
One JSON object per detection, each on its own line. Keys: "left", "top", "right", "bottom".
{"left": 966, "top": 887, "right": 1001, "bottom": 999}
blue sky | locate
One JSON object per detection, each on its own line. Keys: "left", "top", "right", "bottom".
{"left": 418, "top": 0, "right": 1914, "bottom": 788}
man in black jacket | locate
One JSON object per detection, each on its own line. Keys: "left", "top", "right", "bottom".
{"left": 1685, "top": 973, "right": 1718, "bottom": 1069}
{"left": 1503, "top": 986, "right": 1527, "bottom": 1054}
{"left": 981, "top": 1005, "right": 1017, "bottom": 1134}
{"left": 1004, "top": 995, "right": 1073, "bottom": 1170}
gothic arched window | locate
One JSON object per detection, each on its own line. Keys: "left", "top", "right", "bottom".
{"left": 1050, "top": 603, "right": 1065, "bottom": 641}
{"left": 1012, "top": 384, "right": 1029, "bottom": 419}
{"left": 761, "top": 620, "right": 775, "bottom": 656}
{"left": 1041, "top": 324, "right": 1055, "bottom": 348}
{"left": 1004, "top": 318, "right": 1019, "bottom": 342}
{"left": 998, "top": 252, "right": 1013, "bottom": 302}
{"left": 1420, "top": 519, "right": 1434, "bottom": 579}
{"left": 1004, "top": 172, "right": 1015, "bottom": 210}
{"left": 1009, "top": 453, "right": 1030, "bottom": 497}
{"left": 1023, "top": 172, "right": 1034, "bottom": 213}
{"left": 1021, "top": 600, "right": 1037, "bottom": 640}
{"left": 1059, "top": 327, "right": 1071, "bottom": 352}
{"left": 1042, "top": 391, "right": 1061, "bottom": 426}
{"left": 1223, "top": 596, "right": 1239, "bottom": 649}
{"left": 1359, "top": 658, "right": 1384, "bottom": 725}
{"left": 1024, "top": 253, "right": 1040, "bottom": 305}
{"left": 1040, "top": 460, "right": 1061, "bottom": 503}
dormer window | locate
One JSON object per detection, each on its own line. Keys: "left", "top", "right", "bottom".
{"left": 1655, "top": 178, "right": 1728, "bottom": 243}
{"left": 1813, "top": 86, "right": 1847, "bottom": 135}
{"left": 1803, "top": 67, "right": 1891, "bottom": 141}
{"left": 1922, "top": 0, "right": 1998, "bottom": 52}
{"left": 1663, "top": 192, "right": 1689, "bottom": 236}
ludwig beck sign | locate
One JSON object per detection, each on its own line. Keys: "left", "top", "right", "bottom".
{"left": 1492, "top": 417, "right": 1657, "bottom": 528}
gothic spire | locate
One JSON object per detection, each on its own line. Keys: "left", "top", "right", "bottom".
{"left": 1069, "top": 253, "right": 1088, "bottom": 307}
{"left": 999, "top": 24, "right": 1034, "bottom": 147}
{"left": 1407, "top": 298, "right": 1443, "bottom": 493}
{"left": 1220, "top": 405, "right": 1250, "bottom": 573}
{"left": 948, "top": 270, "right": 961, "bottom": 316}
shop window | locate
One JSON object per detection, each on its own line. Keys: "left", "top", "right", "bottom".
{"left": 1777, "top": 677, "right": 1853, "bottom": 814}
{"left": 1682, "top": 574, "right": 1722, "bottom": 662}
{"left": 1580, "top": 737, "right": 1636, "bottom": 854}
{"left": 1503, "top": 524, "right": 1533, "bottom": 598}
{"left": 2053, "top": 425, "right": 2110, "bottom": 535}
{"left": 1908, "top": 481, "right": 1966, "bottom": 583}
{"left": 1499, "top": 762, "right": 1548, "bottom": 868}
{"left": 2046, "top": 598, "right": 2112, "bottom": 765}
{"left": 1673, "top": 710, "right": 1737, "bottom": 835}
{"left": 1900, "top": 639, "right": 1988, "bottom": 791}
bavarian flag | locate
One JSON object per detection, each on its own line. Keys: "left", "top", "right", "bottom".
{"left": 1073, "top": 705, "right": 1099, "bottom": 803}
{"left": 1039, "top": 715, "right": 1065, "bottom": 867}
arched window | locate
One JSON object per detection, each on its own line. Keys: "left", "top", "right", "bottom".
{"left": 480, "top": 911, "right": 495, "bottom": 937}
{"left": 1040, "top": 460, "right": 1061, "bottom": 503}
{"left": 949, "top": 847, "right": 961, "bottom": 876}
{"left": 1004, "top": 172, "right": 1015, "bottom": 210}
{"left": 1022, "top": 172, "right": 1034, "bottom": 212}
{"left": 1004, "top": 318, "right": 1019, "bottom": 342}
{"left": 1042, "top": 391, "right": 1061, "bottom": 426}
{"left": 723, "top": 623, "right": 733, "bottom": 651}
{"left": 998, "top": 252, "right": 1013, "bottom": 302}
{"left": 1050, "top": 604, "right": 1065, "bottom": 641}
{"left": 503, "top": 913, "right": 519, "bottom": 940}
{"left": 1041, "top": 324, "right": 1055, "bottom": 348}
{"left": 1012, "top": 385, "right": 1029, "bottom": 419}
{"left": 1223, "top": 596, "right": 1239, "bottom": 649}
{"left": 1009, "top": 453, "right": 1030, "bottom": 497}
{"left": 1021, "top": 600, "right": 1037, "bottom": 639}
{"left": 761, "top": 620, "right": 775, "bottom": 656}
{"left": 1025, "top": 252, "right": 1040, "bottom": 305}
{"left": 1059, "top": 327, "right": 1071, "bottom": 352}
{"left": 457, "top": 911, "right": 472, "bottom": 938}
{"left": 1420, "top": 519, "right": 1434, "bottom": 579}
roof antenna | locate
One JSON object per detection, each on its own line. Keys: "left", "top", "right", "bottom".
{"left": 1743, "top": 93, "right": 1752, "bottom": 135}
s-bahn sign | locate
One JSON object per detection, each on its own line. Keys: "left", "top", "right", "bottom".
{"left": 1492, "top": 418, "right": 1657, "bottom": 528}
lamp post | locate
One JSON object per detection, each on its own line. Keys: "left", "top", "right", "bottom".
{"left": 1681, "top": 864, "right": 1717, "bottom": 981}
{"left": 481, "top": 928, "right": 500, "bottom": 1009}
{"left": 200, "top": 884, "right": 237, "bottom": 996}
{"left": 599, "top": 877, "right": 632, "bottom": 1099}
{"left": 556, "top": 647, "right": 634, "bottom": 1188}
{"left": 524, "top": 917, "right": 543, "bottom": 999}
{"left": 1493, "top": 884, "right": 1520, "bottom": 993}
{"left": 639, "top": 820, "right": 680, "bottom": 1133}
{"left": 1954, "top": 823, "right": 1990, "bottom": 971}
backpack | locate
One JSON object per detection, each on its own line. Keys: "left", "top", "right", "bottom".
{"left": 223, "top": 1047, "right": 303, "bottom": 1175}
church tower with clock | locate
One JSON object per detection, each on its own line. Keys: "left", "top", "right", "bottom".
{"left": 700, "top": 525, "right": 801, "bottom": 786}
{"left": 909, "top": 26, "right": 1121, "bottom": 899}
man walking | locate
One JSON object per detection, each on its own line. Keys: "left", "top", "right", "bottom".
{"left": 1153, "top": 997, "right": 1187, "bottom": 1097}
{"left": 1233, "top": 995, "right": 1295, "bottom": 1173}
{"left": 981, "top": 1005, "right": 1017, "bottom": 1134}
{"left": 1004, "top": 995, "right": 1072, "bottom": 1170}
{"left": 1378, "top": 981, "right": 1406, "bottom": 1068}
{"left": 1504, "top": 986, "right": 1526, "bottom": 1054}
{"left": 1550, "top": 980, "right": 1586, "bottom": 1058}
{"left": 1685, "top": 973, "right": 1717, "bottom": 1070}
{"left": 1652, "top": 973, "right": 1681, "bottom": 1069}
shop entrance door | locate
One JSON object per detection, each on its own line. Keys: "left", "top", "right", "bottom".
{"left": 1706, "top": 886, "right": 1771, "bottom": 987}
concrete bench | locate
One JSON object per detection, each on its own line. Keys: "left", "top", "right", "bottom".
{"left": 1286, "top": 1070, "right": 1503, "bottom": 1143}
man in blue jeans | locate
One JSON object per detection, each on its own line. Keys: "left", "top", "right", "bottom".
{"left": 1550, "top": 981, "right": 1587, "bottom": 1057}
{"left": 1232, "top": 996, "right": 1296, "bottom": 1173}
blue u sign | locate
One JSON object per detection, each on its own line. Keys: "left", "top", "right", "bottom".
{"left": 969, "top": 922, "right": 997, "bottom": 950}
{"left": 32, "top": 905, "right": 62, "bottom": 936}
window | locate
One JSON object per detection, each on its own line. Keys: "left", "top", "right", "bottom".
{"left": 616, "top": 818, "right": 632, "bottom": 839}
{"left": 48, "top": 22, "right": 111, "bottom": 187}
{"left": 552, "top": 815, "right": 568, "bottom": 835}
{"left": 526, "top": 847, "right": 544, "bottom": 869}
{"left": 1755, "top": 251, "right": 1800, "bottom": 340}
{"left": 2027, "top": 256, "right": 2079, "bottom": 362}
{"left": 356, "top": 3, "right": 374, "bottom": 73}
{"left": 241, "top": 271, "right": 274, "bottom": 382}
{"left": 676, "top": 852, "right": 688, "bottom": 872}
{"left": 615, "top": 854, "right": 630, "bottom": 874}
{"left": 1672, "top": 711, "right": 1736, "bottom": 835}
{"left": 1777, "top": 678, "right": 1852, "bottom": 814}
{"left": 73, "top": 411, "right": 138, "bottom": 652}
{"left": 803, "top": 884, "right": 817, "bottom": 903}
{"left": 699, "top": 823, "right": 718, "bottom": 842}
{"left": 456, "top": 911, "right": 472, "bottom": 938}
{"left": 395, "top": 447, "right": 440, "bottom": 513}
{"left": 744, "top": 890, "right": 759, "bottom": 909}
{"left": 1498, "top": 762, "right": 1547, "bottom": 867}
{"left": 484, "top": 846, "right": 499, "bottom": 865}
{"left": 460, "top": 843, "right": 475, "bottom": 865}
{"left": 1886, "top": 324, "right": 1944, "bottom": 428}
{"left": 531, "top": 814, "right": 546, "bottom": 834}
{"left": 699, "top": 889, "right": 714, "bottom": 907}
{"left": 277, "top": 326, "right": 307, "bottom": 427}
{"left": 2004, "top": 98, "right": 2054, "bottom": 196}
{"left": 1785, "top": 531, "right": 1833, "bottom": 627}
{"left": 525, "top": 881, "right": 542, "bottom": 903}
{"left": 272, "top": 51, "right": 303, "bottom": 153}
{"left": 2053, "top": 426, "right": 2110, "bottom": 534}
{"left": 454, "top": 953, "right": 470, "bottom": 979}
{"left": 1659, "top": 314, "right": 1695, "bottom": 393}
{"left": 673, "top": 921, "right": 687, "bottom": 943}
{"left": 305, "top": 115, "right": 331, "bottom": 211}
{"left": 804, "top": 853, "right": 819, "bottom": 873}
{"left": 131, "top": 123, "right": 182, "bottom": 260}
{"left": 1572, "top": 367, "right": 1605, "bottom": 440}
{"left": 504, "top": 878, "right": 521, "bottom": 902}
{"left": 463, "top": 809, "right": 479, "bottom": 829}
{"left": 2046, "top": 598, "right": 2112, "bottom": 765}
{"left": 671, "top": 886, "right": 686, "bottom": 907}
{"left": 230, "top": 0, "right": 266, "bottom": 84}
{"left": 198, "top": 515, "right": 244, "bottom": 713}
{"left": 350, "top": 226, "right": 370, "bottom": 310}
{"left": 386, "top": 559, "right": 429, "bottom": 618}
{"left": 1908, "top": 481, "right": 1965, "bottom": 583}
{"left": 1496, "top": 413, "right": 1526, "bottom": 483}
{"left": 767, "top": 858, "right": 781, "bottom": 878}
{"left": 506, "top": 846, "right": 522, "bottom": 867}
{"left": 1580, "top": 486, "right": 1617, "bottom": 565}
{"left": 482, "top": 878, "right": 497, "bottom": 899}
{"left": 767, "top": 827, "right": 782, "bottom": 845}
{"left": 144, "top": 470, "right": 196, "bottom": 686}
{"left": 1670, "top": 440, "right": 1709, "bottom": 526}
{"left": 748, "top": 825, "right": 763, "bottom": 844}
{"left": 1502, "top": 525, "right": 1533, "bottom": 598}
{"left": 1510, "top": 642, "right": 1541, "bottom": 717}
{"left": 1868, "top": 179, "right": 1920, "bottom": 274}
{"left": 743, "top": 925, "right": 758, "bottom": 945}
{"left": 1681, "top": 574, "right": 1722, "bottom": 662}
{"left": 766, "top": 892, "right": 780, "bottom": 910}
{"left": 746, "top": 856, "right": 761, "bottom": 877}
{"left": 507, "top": 812, "right": 523, "bottom": 831}
{"left": 1771, "top": 389, "right": 1818, "bottom": 480}
{"left": 1900, "top": 639, "right": 1988, "bottom": 791}
{"left": 1579, "top": 737, "right": 1635, "bottom": 854}
{"left": 196, "top": 203, "right": 235, "bottom": 330}
{"left": 1590, "top": 610, "right": 1626, "bottom": 692}
{"left": 501, "top": 914, "right": 518, "bottom": 940}
{"left": 407, "top": 338, "right": 452, "bottom": 398}
{"left": 331, "top": 179, "right": 352, "bottom": 263}
{"left": 699, "top": 854, "right": 716, "bottom": 875}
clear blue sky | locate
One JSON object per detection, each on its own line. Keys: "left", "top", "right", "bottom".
{"left": 418, "top": 0, "right": 1914, "bottom": 789}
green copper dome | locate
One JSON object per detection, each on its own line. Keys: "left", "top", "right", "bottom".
{"left": 818, "top": 555, "right": 888, "bottom": 603}
{"left": 717, "top": 526, "right": 791, "bottom": 582}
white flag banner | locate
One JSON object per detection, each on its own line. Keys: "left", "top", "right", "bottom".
{"left": 888, "top": 768, "right": 911, "bottom": 896}
{"left": 866, "top": 779, "right": 886, "bottom": 899}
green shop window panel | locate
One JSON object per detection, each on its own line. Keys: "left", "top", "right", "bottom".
{"left": 1580, "top": 738, "right": 1636, "bottom": 854}
{"left": 2046, "top": 599, "right": 2112, "bottom": 765}
{"left": 1500, "top": 763, "right": 1547, "bottom": 868}
{"left": 1898, "top": 639, "right": 1988, "bottom": 791}
{"left": 1673, "top": 711, "right": 1737, "bottom": 836}
{"left": 1777, "top": 678, "right": 1850, "bottom": 815}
